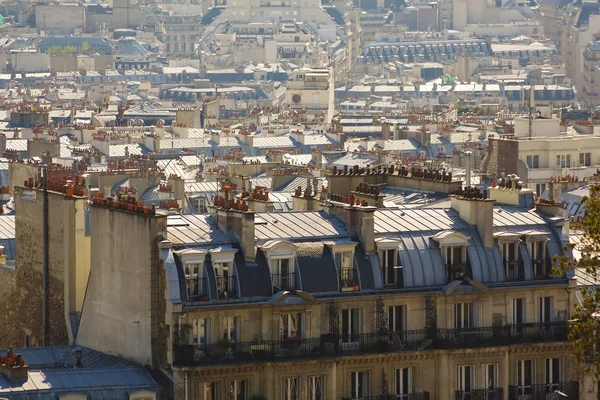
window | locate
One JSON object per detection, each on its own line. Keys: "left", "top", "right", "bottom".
{"left": 580, "top": 152, "right": 591, "bottom": 167}
{"left": 444, "top": 246, "right": 467, "bottom": 280}
{"left": 395, "top": 367, "right": 412, "bottom": 396}
{"left": 457, "top": 365, "right": 474, "bottom": 395}
{"left": 214, "top": 261, "right": 233, "bottom": 298}
{"left": 483, "top": 364, "right": 498, "bottom": 390}
{"left": 502, "top": 241, "right": 520, "bottom": 280}
{"left": 272, "top": 258, "right": 295, "bottom": 291}
{"left": 222, "top": 316, "right": 240, "bottom": 342}
{"left": 517, "top": 360, "right": 534, "bottom": 396}
{"left": 535, "top": 183, "right": 546, "bottom": 197}
{"left": 283, "top": 377, "right": 300, "bottom": 400}
{"left": 526, "top": 154, "right": 539, "bottom": 169}
{"left": 280, "top": 312, "right": 303, "bottom": 341}
{"left": 308, "top": 376, "right": 325, "bottom": 400}
{"left": 539, "top": 296, "right": 553, "bottom": 323}
{"left": 335, "top": 251, "right": 355, "bottom": 289}
{"left": 556, "top": 154, "right": 571, "bottom": 168}
{"left": 388, "top": 305, "right": 406, "bottom": 333}
{"left": 350, "top": 371, "right": 370, "bottom": 398}
{"left": 513, "top": 298, "right": 526, "bottom": 324}
{"left": 200, "top": 381, "right": 219, "bottom": 400}
{"left": 454, "top": 302, "right": 476, "bottom": 329}
{"left": 545, "top": 358, "right": 560, "bottom": 389}
{"left": 196, "top": 198, "right": 206, "bottom": 213}
{"left": 342, "top": 308, "right": 361, "bottom": 343}
{"left": 380, "top": 249, "right": 397, "bottom": 286}
{"left": 185, "top": 262, "right": 202, "bottom": 299}
{"left": 194, "top": 318, "right": 210, "bottom": 347}
{"left": 229, "top": 379, "right": 248, "bottom": 400}
{"left": 531, "top": 240, "right": 548, "bottom": 278}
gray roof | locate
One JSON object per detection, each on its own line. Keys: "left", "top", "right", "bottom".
{"left": 255, "top": 211, "right": 349, "bottom": 241}
{"left": 167, "top": 214, "right": 232, "bottom": 245}
{"left": 295, "top": 242, "right": 339, "bottom": 293}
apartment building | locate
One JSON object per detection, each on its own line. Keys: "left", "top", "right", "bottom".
{"left": 285, "top": 67, "right": 335, "bottom": 123}
{"left": 582, "top": 39, "right": 600, "bottom": 107}
{"left": 65, "top": 162, "right": 581, "bottom": 400}
{"left": 160, "top": 15, "right": 201, "bottom": 57}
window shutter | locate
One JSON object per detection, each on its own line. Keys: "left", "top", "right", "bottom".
{"left": 234, "top": 316, "right": 241, "bottom": 342}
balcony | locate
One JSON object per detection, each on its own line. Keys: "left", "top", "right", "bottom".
{"left": 339, "top": 268, "right": 359, "bottom": 291}
{"left": 532, "top": 258, "right": 553, "bottom": 280}
{"left": 271, "top": 272, "right": 296, "bottom": 292}
{"left": 172, "top": 322, "right": 568, "bottom": 366}
{"left": 215, "top": 275, "right": 236, "bottom": 299}
{"left": 185, "top": 277, "right": 208, "bottom": 301}
{"left": 455, "top": 388, "right": 503, "bottom": 400}
{"left": 505, "top": 260, "right": 525, "bottom": 281}
{"left": 508, "top": 381, "right": 579, "bottom": 400}
{"left": 445, "top": 263, "right": 472, "bottom": 282}
{"left": 341, "top": 393, "right": 430, "bottom": 400}
{"left": 435, "top": 322, "right": 567, "bottom": 349}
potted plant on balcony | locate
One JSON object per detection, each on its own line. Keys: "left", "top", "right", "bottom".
{"left": 217, "top": 337, "right": 233, "bottom": 358}
{"left": 198, "top": 292, "right": 208, "bottom": 301}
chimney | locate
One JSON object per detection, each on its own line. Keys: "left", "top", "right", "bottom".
{"left": 450, "top": 186, "right": 495, "bottom": 248}
{"left": 358, "top": 206, "right": 376, "bottom": 253}
{"left": 214, "top": 185, "right": 255, "bottom": 261}
{"left": 167, "top": 174, "right": 186, "bottom": 211}
{"left": 311, "top": 148, "right": 322, "bottom": 166}
{"left": 489, "top": 174, "right": 534, "bottom": 208}
{"left": 381, "top": 122, "right": 391, "bottom": 140}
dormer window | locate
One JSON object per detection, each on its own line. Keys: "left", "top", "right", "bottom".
{"left": 214, "top": 261, "right": 233, "bottom": 298}
{"left": 210, "top": 248, "right": 237, "bottom": 299}
{"left": 502, "top": 242, "right": 520, "bottom": 280}
{"left": 184, "top": 262, "right": 202, "bottom": 300}
{"left": 272, "top": 257, "right": 295, "bottom": 291}
{"left": 432, "top": 231, "right": 471, "bottom": 282}
{"left": 495, "top": 232, "right": 523, "bottom": 281}
{"left": 376, "top": 238, "right": 403, "bottom": 288}
{"left": 521, "top": 231, "right": 551, "bottom": 279}
{"left": 259, "top": 240, "right": 298, "bottom": 294}
{"left": 335, "top": 250, "right": 356, "bottom": 290}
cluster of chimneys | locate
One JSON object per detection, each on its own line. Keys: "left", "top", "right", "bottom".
{"left": 537, "top": 198, "right": 563, "bottom": 207}
{"left": 494, "top": 175, "right": 523, "bottom": 190}
{"left": 549, "top": 175, "right": 580, "bottom": 183}
{"left": 214, "top": 196, "right": 250, "bottom": 212}
{"left": 30, "top": 137, "right": 58, "bottom": 143}
{"left": 272, "top": 167, "right": 314, "bottom": 176}
{"left": 328, "top": 193, "right": 370, "bottom": 207}
{"left": 250, "top": 187, "right": 270, "bottom": 201}
{"left": 330, "top": 164, "right": 453, "bottom": 182}
{"left": 23, "top": 176, "right": 86, "bottom": 197}
{"left": 355, "top": 183, "right": 381, "bottom": 196}
{"left": 159, "top": 199, "right": 180, "bottom": 209}
{"left": 158, "top": 184, "right": 173, "bottom": 193}
{"left": 0, "top": 349, "right": 25, "bottom": 368}
{"left": 91, "top": 192, "right": 156, "bottom": 215}
{"left": 454, "top": 186, "right": 489, "bottom": 200}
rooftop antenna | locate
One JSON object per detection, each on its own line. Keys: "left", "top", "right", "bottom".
{"left": 528, "top": 85, "right": 535, "bottom": 139}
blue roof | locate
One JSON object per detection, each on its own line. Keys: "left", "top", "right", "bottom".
{"left": 0, "top": 346, "right": 159, "bottom": 400}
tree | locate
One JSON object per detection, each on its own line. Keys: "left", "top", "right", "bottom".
{"left": 81, "top": 41, "right": 90, "bottom": 54}
{"left": 556, "top": 184, "right": 600, "bottom": 376}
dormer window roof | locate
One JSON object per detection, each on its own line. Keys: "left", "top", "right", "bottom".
{"left": 518, "top": 230, "right": 551, "bottom": 242}
{"left": 431, "top": 230, "right": 470, "bottom": 246}
{"left": 493, "top": 232, "right": 522, "bottom": 242}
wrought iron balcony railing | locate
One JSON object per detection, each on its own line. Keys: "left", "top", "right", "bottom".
{"left": 455, "top": 388, "right": 503, "bottom": 400}
{"left": 505, "top": 260, "right": 525, "bottom": 281}
{"left": 341, "top": 393, "right": 430, "bottom": 400}
{"left": 271, "top": 272, "right": 296, "bottom": 292}
{"left": 434, "top": 321, "right": 567, "bottom": 349}
{"left": 339, "top": 268, "right": 359, "bottom": 290}
{"left": 185, "top": 276, "right": 207, "bottom": 301}
{"left": 532, "top": 258, "right": 553, "bottom": 280}
{"left": 215, "top": 275, "right": 236, "bottom": 299}
{"left": 173, "top": 322, "right": 568, "bottom": 367}
{"left": 508, "top": 381, "right": 579, "bottom": 400}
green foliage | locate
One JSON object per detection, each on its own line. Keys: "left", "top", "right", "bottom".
{"left": 81, "top": 41, "right": 90, "bottom": 54}
{"left": 555, "top": 184, "right": 600, "bottom": 376}
{"left": 46, "top": 45, "right": 79, "bottom": 55}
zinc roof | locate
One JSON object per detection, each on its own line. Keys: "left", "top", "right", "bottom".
{"left": 255, "top": 211, "right": 349, "bottom": 241}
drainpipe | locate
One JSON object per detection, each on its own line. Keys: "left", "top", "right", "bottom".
{"left": 42, "top": 166, "right": 49, "bottom": 346}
